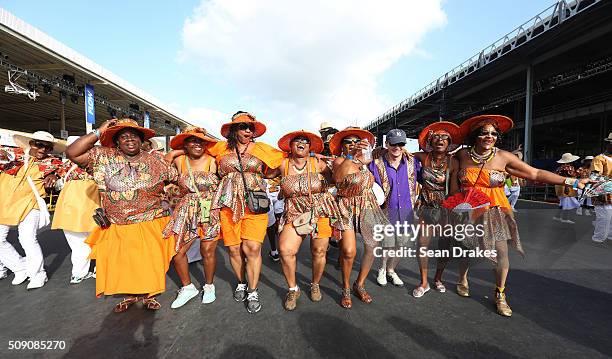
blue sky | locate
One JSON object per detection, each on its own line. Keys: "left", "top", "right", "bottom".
{"left": 2, "top": 0, "right": 553, "bottom": 144}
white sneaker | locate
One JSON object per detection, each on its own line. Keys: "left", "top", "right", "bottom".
{"left": 26, "top": 274, "right": 48, "bottom": 290}
{"left": 376, "top": 268, "right": 387, "bottom": 286}
{"left": 387, "top": 271, "right": 404, "bottom": 286}
{"left": 11, "top": 271, "right": 28, "bottom": 285}
{"left": 171, "top": 283, "right": 199, "bottom": 309}
{"left": 202, "top": 283, "right": 216, "bottom": 304}
{"left": 561, "top": 219, "right": 575, "bottom": 224}
{"left": 0, "top": 270, "right": 8, "bottom": 280}
{"left": 552, "top": 216, "right": 562, "bottom": 222}
{"left": 70, "top": 272, "right": 94, "bottom": 284}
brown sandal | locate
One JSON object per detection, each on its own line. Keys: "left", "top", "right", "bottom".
{"left": 113, "top": 296, "right": 141, "bottom": 313}
{"left": 340, "top": 288, "right": 352, "bottom": 309}
{"left": 143, "top": 297, "right": 162, "bottom": 310}
{"left": 352, "top": 282, "right": 373, "bottom": 304}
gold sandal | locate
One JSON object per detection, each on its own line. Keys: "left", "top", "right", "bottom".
{"left": 456, "top": 283, "right": 470, "bottom": 297}
{"left": 495, "top": 288, "right": 512, "bottom": 317}
{"left": 113, "top": 296, "right": 141, "bottom": 313}
{"left": 143, "top": 297, "right": 162, "bottom": 310}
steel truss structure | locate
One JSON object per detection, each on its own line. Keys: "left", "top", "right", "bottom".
{"left": 365, "top": 0, "right": 603, "bottom": 130}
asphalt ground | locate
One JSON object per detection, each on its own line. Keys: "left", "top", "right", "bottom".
{"left": 1, "top": 199, "right": 611, "bottom": 359}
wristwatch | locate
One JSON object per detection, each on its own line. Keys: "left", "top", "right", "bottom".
{"left": 564, "top": 177, "right": 576, "bottom": 186}
{"left": 91, "top": 129, "right": 101, "bottom": 139}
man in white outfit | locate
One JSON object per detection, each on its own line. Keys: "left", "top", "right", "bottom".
{"left": 590, "top": 133, "right": 612, "bottom": 243}
{"left": 0, "top": 131, "right": 63, "bottom": 289}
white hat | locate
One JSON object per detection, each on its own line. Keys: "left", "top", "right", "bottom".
{"left": 13, "top": 131, "right": 66, "bottom": 153}
{"left": 582, "top": 155, "right": 594, "bottom": 162}
{"left": 556, "top": 152, "right": 580, "bottom": 164}
{"left": 319, "top": 122, "right": 333, "bottom": 131}
{"left": 605, "top": 133, "right": 612, "bottom": 142}
{"left": 146, "top": 137, "right": 165, "bottom": 151}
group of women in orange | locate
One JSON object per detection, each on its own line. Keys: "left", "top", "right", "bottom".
{"left": 55, "top": 111, "right": 592, "bottom": 317}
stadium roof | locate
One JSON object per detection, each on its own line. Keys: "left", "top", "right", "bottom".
{"left": 365, "top": 0, "right": 611, "bottom": 137}
{"left": 0, "top": 8, "right": 192, "bottom": 137}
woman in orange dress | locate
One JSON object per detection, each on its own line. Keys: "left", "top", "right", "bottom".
{"left": 451, "top": 115, "right": 591, "bottom": 317}
{"left": 51, "top": 138, "right": 101, "bottom": 284}
{"left": 66, "top": 119, "right": 178, "bottom": 313}
{"left": 330, "top": 127, "right": 389, "bottom": 309}
{"left": 163, "top": 127, "right": 220, "bottom": 309}
{"left": 207, "top": 111, "right": 285, "bottom": 314}
{"left": 270, "top": 130, "right": 340, "bottom": 311}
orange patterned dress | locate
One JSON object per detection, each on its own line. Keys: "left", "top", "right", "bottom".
{"left": 163, "top": 155, "right": 220, "bottom": 251}
{"left": 335, "top": 166, "right": 389, "bottom": 247}
{"left": 279, "top": 158, "right": 340, "bottom": 238}
{"left": 459, "top": 167, "right": 523, "bottom": 261}
{"left": 86, "top": 147, "right": 178, "bottom": 297}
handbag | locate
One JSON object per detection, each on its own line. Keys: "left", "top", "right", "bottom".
{"left": 92, "top": 208, "right": 111, "bottom": 229}
{"left": 185, "top": 157, "right": 212, "bottom": 223}
{"left": 293, "top": 157, "right": 317, "bottom": 236}
{"left": 235, "top": 146, "right": 270, "bottom": 214}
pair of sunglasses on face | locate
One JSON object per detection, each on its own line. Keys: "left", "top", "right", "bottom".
{"left": 237, "top": 123, "right": 255, "bottom": 131}
{"left": 431, "top": 134, "right": 450, "bottom": 141}
{"left": 478, "top": 131, "right": 498, "bottom": 137}
{"left": 32, "top": 141, "right": 53, "bottom": 150}
{"left": 291, "top": 137, "right": 311, "bottom": 145}
{"left": 388, "top": 142, "right": 406, "bottom": 147}
{"left": 342, "top": 138, "right": 362, "bottom": 145}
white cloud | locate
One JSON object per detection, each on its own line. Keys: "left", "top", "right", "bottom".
{"left": 179, "top": 0, "right": 446, "bottom": 144}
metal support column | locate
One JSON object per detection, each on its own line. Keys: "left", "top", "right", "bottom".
{"left": 524, "top": 65, "right": 533, "bottom": 164}
{"left": 60, "top": 103, "right": 66, "bottom": 139}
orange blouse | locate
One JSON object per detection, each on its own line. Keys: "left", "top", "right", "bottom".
{"left": 459, "top": 167, "right": 511, "bottom": 209}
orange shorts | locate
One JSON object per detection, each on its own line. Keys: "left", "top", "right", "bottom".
{"left": 220, "top": 207, "right": 268, "bottom": 247}
{"left": 283, "top": 217, "right": 333, "bottom": 239}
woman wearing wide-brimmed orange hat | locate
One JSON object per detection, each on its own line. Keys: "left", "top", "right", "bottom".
{"left": 451, "top": 114, "right": 592, "bottom": 317}
{"left": 329, "top": 126, "right": 388, "bottom": 309}
{"left": 412, "top": 121, "right": 461, "bottom": 299}
{"left": 163, "top": 126, "right": 221, "bottom": 309}
{"left": 206, "top": 111, "right": 286, "bottom": 314}
{"left": 66, "top": 118, "right": 178, "bottom": 313}
{"left": 268, "top": 130, "right": 340, "bottom": 310}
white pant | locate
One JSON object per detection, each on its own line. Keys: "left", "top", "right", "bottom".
{"left": 593, "top": 205, "right": 612, "bottom": 242}
{"left": 0, "top": 210, "right": 46, "bottom": 280}
{"left": 63, "top": 230, "right": 91, "bottom": 278}
{"left": 508, "top": 186, "right": 520, "bottom": 209}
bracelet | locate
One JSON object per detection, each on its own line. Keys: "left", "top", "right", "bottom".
{"left": 346, "top": 154, "right": 354, "bottom": 160}
{"left": 564, "top": 177, "right": 576, "bottom": 186}
{"left": 92, "top": 129, "right": 100, "bottom": 139}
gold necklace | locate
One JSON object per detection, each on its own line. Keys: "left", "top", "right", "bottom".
{"left": 291, "top": 159, "right": 307, "bottom": 174}
{"left": 469, "top": 146, "right": 496, "bottom": 164}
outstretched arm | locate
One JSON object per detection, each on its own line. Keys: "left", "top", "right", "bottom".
{"left": 504, "top": 151, "right": 590, "bottom": 189}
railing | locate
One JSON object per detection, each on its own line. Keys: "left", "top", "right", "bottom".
{"left": 365, "top": 0, "right": 603, "bottom": 130}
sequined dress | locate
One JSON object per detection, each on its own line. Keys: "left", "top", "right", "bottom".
{"left": 458, "top": 167, "right": 523, "bottom": 261}
{"left": 279, "top": 158, "right": 340, "bottom": 228}
{"left": 163, "top": 156, "right": 220, "bottom": 251}
{"left": 335, "top": 166, "right": 389, "bottom": 247}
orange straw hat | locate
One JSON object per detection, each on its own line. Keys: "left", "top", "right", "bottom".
{"left": 220, "top": 112, "right": 266, "bottom": 139}
{"left": 99, "top": 118, "right": 156, "bottom": 147}
{"left": 329, "top": 127, "right": 375, "bottom": 156}
{"left": 418, "top": 121, "right": 461, "bottom": 152}
{"left": 170, "top": 126, "right": 218, "bottom": 150}
{"left": 277, "top": 130, "right": 324, "bottom": 153}
{"left": 459, "top": 114, "right": 514, "bottom": 141}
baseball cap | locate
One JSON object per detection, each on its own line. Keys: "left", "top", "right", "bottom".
{"left": 386, "top": 129, "right": 406, "bottom": 145}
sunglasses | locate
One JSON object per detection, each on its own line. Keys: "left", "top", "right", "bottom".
{"left": 342, "top": 138, "right": 360, "bottom": 145}
{"left": 432, "top": 134, "right": 450, "bottom": 141}
{"left": 237, "top": 123, "right": 255, "bottom": 131}
{"left": 388, "top": 142, "right": 405, "bottom": 147}
{"left": 32, "top": 141, "right": 53, "bottom": 150}
{"left": 291, "top": 137, "right": 311, "bottom": 145}
{"left": 478, "top": 131, "right": 498, "bottom": 137}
